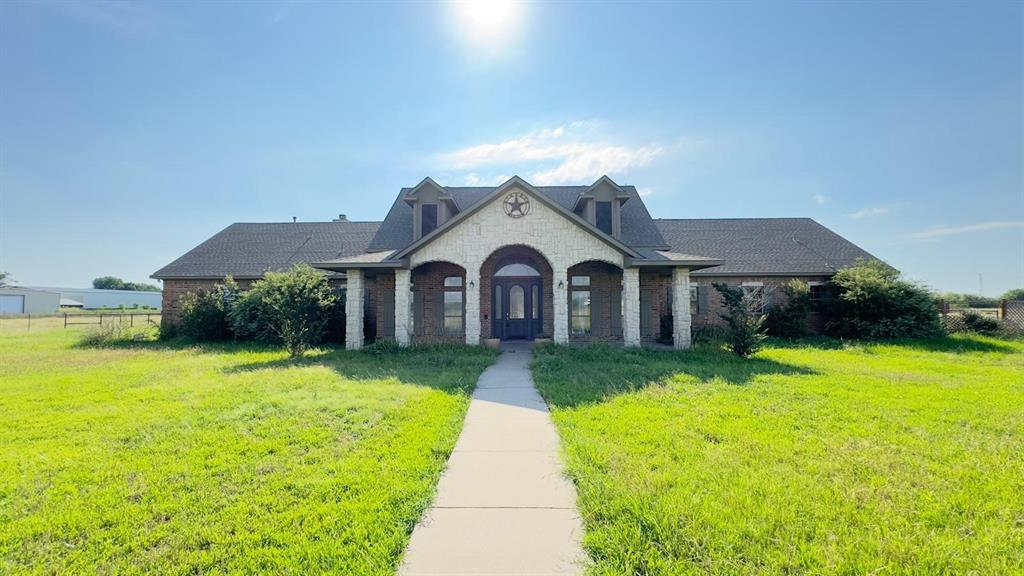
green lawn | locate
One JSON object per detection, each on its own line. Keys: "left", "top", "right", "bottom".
{"left": 532, "top": 337, "right": 1024, "bottom": 575}
{"left": 0, "top": 329, "right": 496, "bottom": 575}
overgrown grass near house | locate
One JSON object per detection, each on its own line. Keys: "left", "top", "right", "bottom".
{"left": 532, "top": 337, "right": 1024, "bottom": 575}
{"left": 0, "top": 330, "right": 496, "bottom": 575}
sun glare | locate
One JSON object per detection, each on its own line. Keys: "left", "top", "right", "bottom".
{"left": 452, "top": 0, "right": 523, "bottom": 51}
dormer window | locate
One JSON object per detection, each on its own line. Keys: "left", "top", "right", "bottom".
{"left": 422, "top": 204, "right": 438, "bottom": 236}
{"left": 596, "top": 201, "right": 613, "bottom": 234}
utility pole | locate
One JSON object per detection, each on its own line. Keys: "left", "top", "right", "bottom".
{"left": 978, "top": 273, "right": 983, "bottom": 296}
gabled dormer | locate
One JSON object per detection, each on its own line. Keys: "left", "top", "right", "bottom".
{"left": 403, "top": 177, "right": 460, "bottom": 240}
{"left": 573, "top": 175, "right": 630, "bottom": 239}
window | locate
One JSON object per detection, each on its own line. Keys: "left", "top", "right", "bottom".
{"left": 741, "top": 283, "right": 767, "bottom": 313}
{"left": 571, "top": 275, "right": 590, "bottom": 286}
{"left": 443, "top": 276, "right": 463, "bottom": 335}
{"left": 444, "top": 291, "right": 463, "bottom": 334}
{"left": 809, "top": 282, "right": 831, "bottom": 301}
{"left": 531, "top": 285, "right": 539, "bottom": 319}
{"left": 421, "top": 203, "right": 438, "bottom": 236}
{"left": 495, "top": 263, "right": 540, "bottom": 277}
{"left": 595, "top": 201, "right": 613, "bottom": 234}
{"left": 571, "top": 291, "right": 591, "bottom": 336}
{"left": 509, "top": 285, "right": 525, "bottom": 319}
{"left": 690, "top": 285, "right": 700, "bottom": 314}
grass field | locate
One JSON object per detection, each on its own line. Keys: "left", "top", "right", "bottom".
{"left": 532, "top": 337, "right": 1024, "bottom": 575}
{"left": 0, "top": 329, "right": 496, "bottom": 575}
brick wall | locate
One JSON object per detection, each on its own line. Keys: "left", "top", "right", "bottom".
{"left": 161, "top": 276, "right": 349, "bottom": 327}
{"left": 567, "top": 261, "right": 623, "bottom": 343}
{"left": 690, "top": 275, "right": 831, "bottom": 333}
{"left": 410, "top": 262, "right": 466, "bottom": 344}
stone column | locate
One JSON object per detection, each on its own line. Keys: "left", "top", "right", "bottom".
{"left": 345, "top": 269, "right": 364, "bottom": 350}
{"left": 552, "top": 268, "right": 569, "bottom": 344}
{"left": 672, "top": 267, "right": 692, "bottom": 350}
{"left": 394, "top": 268, "right": 411, "bottom": 347}
{"left": 465, "top": 271, "right": 481, "bottom": 346}
{"left": 623, "top": 267, "right": 641, "bottom": 347}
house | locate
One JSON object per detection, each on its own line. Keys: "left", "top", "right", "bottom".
{"left": 153, "top": 175, "right": 878, "bottom": 350}
{"left": 0, "top": 287, "right": 61, "bottom": 315}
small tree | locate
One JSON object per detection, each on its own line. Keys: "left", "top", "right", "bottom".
{"left": 1001, "top": 288, "right": 1024, "bottom": 301}
{"left": 824, "top": 259, "right": 942, "bottom": 339}
{"left": 766, "top": 279, "right": 812, "bottom": 338}
{"left": 245, "top": 264, "right": 336, "bottom": 358}
{"left": 179, "top": 277, "right": 238, "bottom": 341}
{"left": 713, "top": 282, "right": 767, "bottom": 357}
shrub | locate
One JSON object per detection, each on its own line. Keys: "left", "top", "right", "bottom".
{"left": 158, "top": 321, "right": 178, "bottom": 340}
{"left": 79, "top": 323, "right": 154, "bottom": 347}
{"left": 228, "top": 289, "right": 279, "bottom": 343}
{"left": 242, "top": 264, "right": 336, "bottom": 358}
{"left": 823, "top": 260, "right": 943, "bottom": 340}
{"left": 691, "top": 323, "right": 729, "bottom": 345}
{"left": 179, "top": 277, "right": 238, "bottom": 341}
{"left": 961, "top": 311, "right": 1001, "bottom": 335}
{"left": 364, "top": 339, "right": 403, "bottom": 355}
{"left": 766, "top": 279, "right": 812, "bottom": 338}
{"left": 712, "top": 282, "right": 767, "bottom": 357}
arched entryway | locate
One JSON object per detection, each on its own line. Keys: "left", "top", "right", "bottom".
{"left": 566, "top": 260, "right": 625, "bottom": 342}
{"left": 480, "top": 246, "right": 553, "bottom": 341}
{"left": 409, "top": 261, "right": 466, "bottom": 343}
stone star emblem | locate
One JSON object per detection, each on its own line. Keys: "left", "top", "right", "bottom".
{"left": 503, "top": 192, "right": 530, "bottom": 218}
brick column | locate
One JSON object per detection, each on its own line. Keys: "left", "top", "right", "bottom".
{"left": 553, "top": 268, "right": 569, "bottom": 344}
{"left": 623, "top": 267, "right": 641, "bottom": 347}
{"left": 672, "top": 267, "right": 692, "bottom": 349}
{"left": 345, "top": 269, "right": 364, "bottom": 350}
{"left": 394, "top": 268, "right": 411, "bottom": 346}
{"left": 465, "top": 271, "right": 481, "bottom": 345}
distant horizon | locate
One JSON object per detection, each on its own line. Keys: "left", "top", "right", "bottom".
{"left": 1, "top": 1, "right": 1021, "bottom": 295}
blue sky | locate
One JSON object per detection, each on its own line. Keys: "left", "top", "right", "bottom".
{"left": 1, "top": 1, "right": 1021, "bottom": 295}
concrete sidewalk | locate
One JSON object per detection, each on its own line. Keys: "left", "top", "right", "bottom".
{"left": 400, "top": 345, "right": 586, "bottom": 576}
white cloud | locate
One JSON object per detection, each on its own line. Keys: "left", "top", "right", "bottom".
{"left": 814, "top": 194, "right": 830, "bottom": 206}
{"left": 849, "top": 207, "right": 889, "bottom": 219}
{"left": 909, "top": 221, "right": 1024, "bottom": 239}
{"left": 435, "top": 123, "right": 671, "bottom": 186}
{"left": 638, "top": 187, "right": 655, "bottom": 198}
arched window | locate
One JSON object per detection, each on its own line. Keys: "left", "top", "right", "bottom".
{"left": 495, "top": 263, "right": 541, "bottom": 277}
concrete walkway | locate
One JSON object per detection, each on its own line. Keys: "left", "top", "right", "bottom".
{"left": 400, "top": 344, "right": 587, "bottom": 576}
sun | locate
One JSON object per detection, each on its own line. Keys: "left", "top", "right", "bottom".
{"left": 451, "top": 0, "right": 524, "bottom": 51}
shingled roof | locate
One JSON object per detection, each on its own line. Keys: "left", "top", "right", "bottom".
{"left": 152, "top": 221, "right": 380, "bottom": 279}
{"left": 367, "top": 184, "right": 666, "bottom": 252}
{"left": 655, "top": 218, "right": 878, "bottom": 276}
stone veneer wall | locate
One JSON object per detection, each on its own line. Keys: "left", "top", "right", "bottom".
{"left": 408, "top": 184, "right": 626, "bottom": 345}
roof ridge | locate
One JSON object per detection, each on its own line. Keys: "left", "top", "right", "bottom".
{"left": 656, "top": 217, "right": 815, "bottom": 221}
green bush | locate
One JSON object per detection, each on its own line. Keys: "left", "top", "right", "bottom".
{"left": 766, "top": 279, "right": 812, "bottom": 338}
{"left": 240, "top": 264, "right": 336, "bottom": 358}
{"left": 179, "top": 278, "right": 238, "bottom": 341}
{"left": 79, "top": 323, "right": 155, "bottom": 347}
{"left": 364, "top": 339, "right": 403, "bottom": 355}
{"left": 961, "top": 311, "right": 1001, "bottom": 335}
{"left": 228, "top": 289, "right": 279, "bottom": 343}
{"left": 824, "top": 260, "right": 943, "bottom": 340}
{"left": 712, "top": 282, "right": 767, "bottom": 357}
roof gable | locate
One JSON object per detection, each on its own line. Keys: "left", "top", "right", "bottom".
{"left": 391, "top": 176, "right": 643, "bottom": 260}
{"left": 367, "top": 178, "right": 666, "bottom": 253}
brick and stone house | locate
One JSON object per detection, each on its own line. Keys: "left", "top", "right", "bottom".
{"left": 153, "top": 175, "right": 878, "bottom": 350}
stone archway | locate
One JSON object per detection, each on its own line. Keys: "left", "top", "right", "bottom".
{"left": 479, "top": 245, "right": 554, "bottom": 340}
